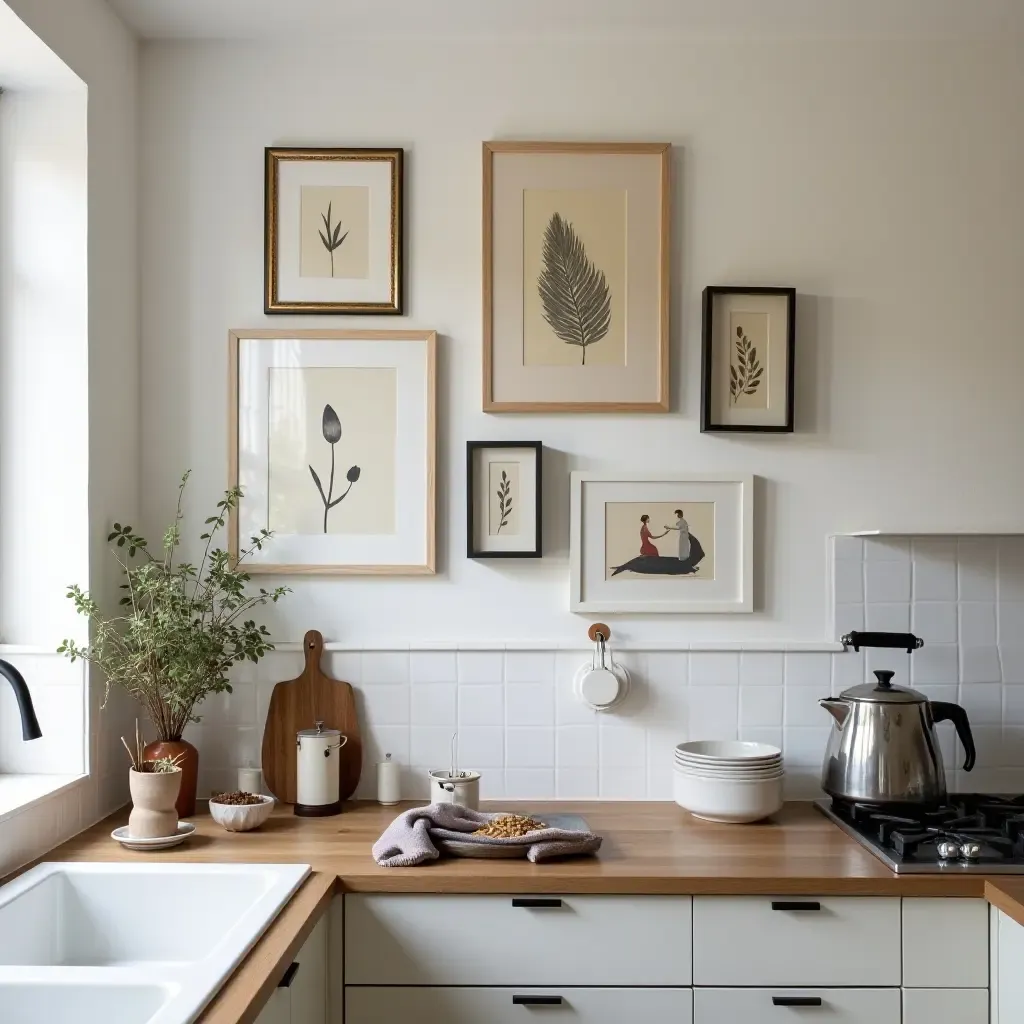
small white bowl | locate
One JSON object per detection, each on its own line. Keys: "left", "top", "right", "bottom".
{"left": 673, "top": 771, "right": 783, "bottom": 824}
{"left": 675, "top": 764, "right": 785, "bottom": 781}
{"left": 208, "top": 794, "right": 275, "bottom": 832}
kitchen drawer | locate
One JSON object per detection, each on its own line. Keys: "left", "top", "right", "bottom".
{"left": 903, "top": 988, "right": 989, "bottom": 1024}
{"left": 347, "top": 987, "right": 693, "bottom": 1024}
{"left": 345, "top": 894, "right": 691, "bottom": 986}
{"left": 902, "top": 898, "right": 989, "bottom": 988}
{"left": 693, "top": 988, "right": 900, "bottom": 1024}
{"left": 692, "top": 896, "right": 901, "bottom": 986}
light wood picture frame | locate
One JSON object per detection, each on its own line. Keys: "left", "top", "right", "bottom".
{"left": 570, "top": 472, "right": 754, "bottom": 613}
{"left": 483, "top": 141, "right": 671, "bottom": 412}
{"left": 264, "top": 147, "right": 403, "bottom": 314}
{"left": 229, "top": 329, "right": 435, "bottom": 575}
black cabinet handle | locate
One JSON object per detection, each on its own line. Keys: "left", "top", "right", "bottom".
{"left": 772, "top": 996, "right": 823, "bottom": 1007}
{"left": 770, "top": 901, "right": 821, "bottom": 912}
{"left": 277, "top": 961, "right": 300, "bottom": 988}
{"left": 512, "top": 898, "right": 563, "bottom": 908}
{"left": 513, "top": 995, "right": 564, "bottom": 1006}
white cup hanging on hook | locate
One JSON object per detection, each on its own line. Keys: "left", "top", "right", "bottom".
{"left": 574, "top": 623, "right": 630, "bottom": 711}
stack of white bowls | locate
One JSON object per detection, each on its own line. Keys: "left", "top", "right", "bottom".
{"left": 673, "top": 741, "right": 784, "bottom": 823}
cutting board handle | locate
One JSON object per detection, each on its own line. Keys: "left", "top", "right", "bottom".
{"left": 303, "top": 629, "right": 324, "bottom": 667}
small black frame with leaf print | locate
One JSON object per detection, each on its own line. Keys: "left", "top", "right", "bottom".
{"left": 467, "top": 441, "right": 543, "bottom": 559}
{"left": 700, "top": 286, "right": 796, "bottom": 433}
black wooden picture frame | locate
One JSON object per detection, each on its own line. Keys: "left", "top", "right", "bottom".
{"left": 467, "top": 441, "right": 543, "bottom": 559}
{"left": 700, "top": 285, "right": 796, "bottom": 433}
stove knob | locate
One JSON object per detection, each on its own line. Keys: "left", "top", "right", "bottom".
{"left": 936, "top": 840, "right": 961, "bottom": 860}
{"left": 959, "top": 842, "right": 983, "bottom": 861}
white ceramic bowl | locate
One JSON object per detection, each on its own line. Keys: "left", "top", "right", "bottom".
{"left": 672, "top": 771, "right": 783, "bottom": 824}
{"left": 675, "top": 753, "right": 782, "bottom": 767}
{"left": 208, "top": 794, "right": 275, "bottom": 832}
{"left": 675, "top": 740, "right": 782, "bottom": 763}
{"left": 675, "top": 765, "right": 785, "bottom": 781}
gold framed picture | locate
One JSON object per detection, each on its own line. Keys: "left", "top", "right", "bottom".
{"left": 229, "top": 330, "right": 435, "bottom": 574}
{"left": 483, "top": 141, "right": 671, "bottom": 412}
{"left": 264, "top": 147, "right": 403, "bottom": 314}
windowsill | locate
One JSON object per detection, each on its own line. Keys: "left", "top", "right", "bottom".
{"left": 0, "top": 773, "right": 87, "bottom": 825}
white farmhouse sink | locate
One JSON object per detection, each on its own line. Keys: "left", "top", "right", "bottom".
{"left": 0, "top": 862, "right": 310, "bottom": 1024}
{"left": 0, "top": 978, "right": 177, "bottom": 1024}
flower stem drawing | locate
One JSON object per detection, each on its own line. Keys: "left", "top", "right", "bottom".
{"left": 308, "top": 404, "right": 360, "bottom": 533}
{"left": 496, "top": 470, "right": 513, "bottom": 533}
{"left": 537, "top": 212, "right": 611, "bottom": 365}
{"left": 318, "top": 202, "right": 349, "bottom": 278}
{"left": 729, "top": 326, "right": 764, "bottom": 403}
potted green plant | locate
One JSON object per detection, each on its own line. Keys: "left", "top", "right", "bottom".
{"left": 121, "top": 720, "right": 185, "bottom": 838}
{"left": 60, "top": 471, "right": 289, "bottom": 816}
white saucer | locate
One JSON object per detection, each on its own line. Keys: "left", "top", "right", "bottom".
{"left": 111, "top": 821, "right": 196, "bottom": 851}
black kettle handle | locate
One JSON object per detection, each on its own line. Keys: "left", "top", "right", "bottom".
{"left": 842, "top": 631, "right": 924, "bottom": 653}
{"left": 931, "top": 701, "right": 976, "bottom": 771}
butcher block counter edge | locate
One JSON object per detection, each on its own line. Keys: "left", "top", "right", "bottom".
{"left": 12, "top": 800, "right": 1024, "bottom": 1024}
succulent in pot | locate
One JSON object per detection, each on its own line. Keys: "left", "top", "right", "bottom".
{"left": 59, "top": 472, "right": 290, "bottom": 816}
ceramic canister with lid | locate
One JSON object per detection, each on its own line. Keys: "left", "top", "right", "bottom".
{"left": 295, "top": 721, "right": 347, "bottom": 817}
{"left": 428, "top": 769, "right": 481, "bottom": 810}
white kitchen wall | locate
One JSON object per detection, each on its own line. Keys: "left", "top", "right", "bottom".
{"left": 191, "top": 536, "right": 1024, "bottom": 801}
{"left": 139, "top": 34, "right": 1024, "bottom": 647}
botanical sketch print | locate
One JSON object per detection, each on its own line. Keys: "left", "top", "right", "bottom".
{"left": 604, "top": 501, "right": 715, "bottom": 581}
{"left": 488, "top": 462, "right": 520, "bottom": 536}
{"left": 729, "top": 311, "right": 769, "bottom": 410}
{"left": 522, "top": 189, "right": 626, "bottom": 367}
{"left": 267, "top": 367, "right": 397, "bottom": 536}
{"left": 299, "top": 185, "right": 370, "bottom": 280}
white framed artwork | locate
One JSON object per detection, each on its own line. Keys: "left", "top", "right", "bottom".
{"left": 229, "top": 330, "right": 435, "bottom": 574}
{"left": 569, "top": 473, "right": 754, "bottom": 613}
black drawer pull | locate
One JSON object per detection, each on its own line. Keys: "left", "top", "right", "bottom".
{"left": 772, "top": 996, "right": 823, "bottom": 1007}
{"left": 513, "top": 995, "right": 564, "bottom": 1006}
{"left": 277, "top": 961, "right": 300, "bottom": 988}
{"left": 512, "top": 898, "right": 563, "bottom": 908}
{"left": 771, "top": 901, "right": 821, "bottom": 912}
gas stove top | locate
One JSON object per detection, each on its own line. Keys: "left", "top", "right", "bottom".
{"left": 816, "top": 795, "right": 1024, "bottom": 873}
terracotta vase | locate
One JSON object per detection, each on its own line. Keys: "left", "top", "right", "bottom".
{"left": 144, "top": 737, "right": 199, "bottom": 817}
{"left": 128, "top": 767, "right": 182, "bottom": 839}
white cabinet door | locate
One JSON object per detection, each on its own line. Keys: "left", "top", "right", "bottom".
{"left": 693, "top": 988, "right": 900, "bottom": 1024}
{"left": 255, "top": 989, "right": 290, "bottom": 1024}
{"left": 345, "top": 895, "right": 692, "bottom": 986}
{"left": 693, "top": 896, "right": 901, "bottom": 987}
{"left": 291, "top": 915, "right": 327, "bottom": 1024}
{"left": 347, "top": 987, "right": 693, "bottom": 1024}
{"left": 903, "top": 898, "right": 989, "bottom": 988}
{"left": 904, "top": 988, "right": 988, "bottom": 1024}
{"left": 996, "top": 909, "right": 1024, "bottom": 1023}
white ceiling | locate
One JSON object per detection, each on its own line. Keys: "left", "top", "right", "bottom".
{"left": 103, "top": 0, "right": 1024, "bottom": 41}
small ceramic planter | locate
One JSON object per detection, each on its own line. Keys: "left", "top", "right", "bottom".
{"left": 128, "top": 766, "right": 182, "bottom": 839}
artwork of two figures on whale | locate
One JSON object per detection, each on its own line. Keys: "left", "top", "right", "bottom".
{"left": 605, "top": 501, "right": 715, "bottom": 580}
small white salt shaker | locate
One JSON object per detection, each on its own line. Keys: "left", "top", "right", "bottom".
{"left": 238, "top": 765, "right": 262, "bottom": 795}
{"left": 377, "top": 753, "right": 400, "bottom": 805}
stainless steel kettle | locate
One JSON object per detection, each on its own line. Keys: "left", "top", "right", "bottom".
{"left": 820, "top": 667, "right": 976, "bottom": 806}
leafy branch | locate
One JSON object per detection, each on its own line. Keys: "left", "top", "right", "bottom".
{"left": 318, "top": 201, "right": 349, "bottom": 277}
{"left": 58, "top": 471, "right": 290, "bottom": 741}
{"left": 729, "top": 326, "right": 764, "bottom": 402}
{"left": 496, "top": 470, "right": 512, "bottom": 533}
{"left": 309, "top": 404, "right": 360, "bottom": 533}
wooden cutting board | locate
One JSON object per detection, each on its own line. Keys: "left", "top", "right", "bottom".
{"left": 261, "top": 629, "right": 362, "bottom": 804}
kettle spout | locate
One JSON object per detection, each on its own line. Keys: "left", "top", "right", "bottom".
{"left": 819, "top": 698, "right": 850, "bottom": 729}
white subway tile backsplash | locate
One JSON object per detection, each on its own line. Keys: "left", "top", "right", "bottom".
{"left": 457, "top": 651, "right": 504, "bottom": 685}
{"left": 411, "top": 683, "right": 457, "bottom": 727}
{"left": 785, "top": 653, "right": 832, "bottom": 687}
{"left": 411, "top": 651, "right": 457, "bottom": 684}
{"left": 912, "top": 644, "right": 960, "bottom": 685}
{"left": 958, "top": 682, "right": 1003, "bottom": 724}
{"left": 598, "top": 722, "right": 646, "bottom": 768}
{"left": 690, "top": 651, "right": 739, "bottom": 687}
{"left": 505, "top": 651, "right": 555, "bottom": 685}
{"left": 458, "top": 685, "right": 504, "bottom": 726}
{"left": 360, "top": 684, "right": 411, "bottom": 727}
{"left": 556, "top": 768, "right": 599, "bottom": 799}
{"left": 864, "top": 537, "right": 910, "bottom": 562}
{"left": 362, "top": 651, "right": 410, "bottom": 685}
{"left": 686, "top": 687, "right": 738, "bottom": 740}
{"left": 913, "top": 542, "right": 959, "bottom": 600}
{"left": 599, "top": 768, "right": 647, "bottom": 800}
{"left": 504, "top": 768, "right": 555, "bottom": 799}
{"left": 456, "top": 727, "right": 504, "bottom": 769}
{"left": 961, "top": 646, "right": 1002, "bottom": 684}
{"left": 1000, "top": 540, "right": 1024, "bottom": 601}
{"left": 505, "top": 726, "right": 555, "bottom": 768}
{"left": 999, "top": 602, "right": 1024, "bottom": 641}
{"left": 740, "top": 686, "right": 783, "bottom": 728}
{"left": 1002, "top": 648, "right": 1024, "bottom": 684}
{"left": 645, "top": 651, "right": 689, "bottom": 688}
{"left": 505, "top": 682, "right": 554, "bottom": 726}
{"left": 833, "top": 603, "right": 865, "bottom": 637}
{"left": 959, "top": 602, "right": 997, "bottom": 647}
{"left": 833, "top": 536, "right": 863, "bottom": 561}
{"left": 912, "top": 602, "right": 958, "bottom": 643}
{"left": 865, "top": 602, "right": 910, "bottom": 633}
{"left": 833, "top": 559, "right": 864, "bottom": 604}
{"left": 410, "top": 726, "right": 456, "bottom": 768}
{"left": 739, "top": 652, "right": 784, "bottom": 687}
{"left": 784, "top": 686, "right": 825, "bottom": 728}
{"left": 556, "top": 725, "right": 599, "bottom": 768}
{"left": 958, "top": 538, "right": 998, "bottom": 601}
{"left": 865, "top": 560, "right": 911, "bottom": 603}
{"left": 831, "top": 650, "right": 865, "bottom": 690}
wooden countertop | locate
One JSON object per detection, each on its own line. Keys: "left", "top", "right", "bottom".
{"left": 32, "top": 800, "right": 1023, "bottom": 1024}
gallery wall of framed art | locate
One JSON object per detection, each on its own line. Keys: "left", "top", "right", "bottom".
{"left": 482, "top": 141, "right": 672, "bottom": 413}
{"left": 228, "top": 329, "right": 435, "bottom": 575}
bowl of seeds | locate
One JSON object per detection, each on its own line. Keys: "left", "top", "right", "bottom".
{"left": 208, "top": 791, "right": 275, "bottom": 832}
